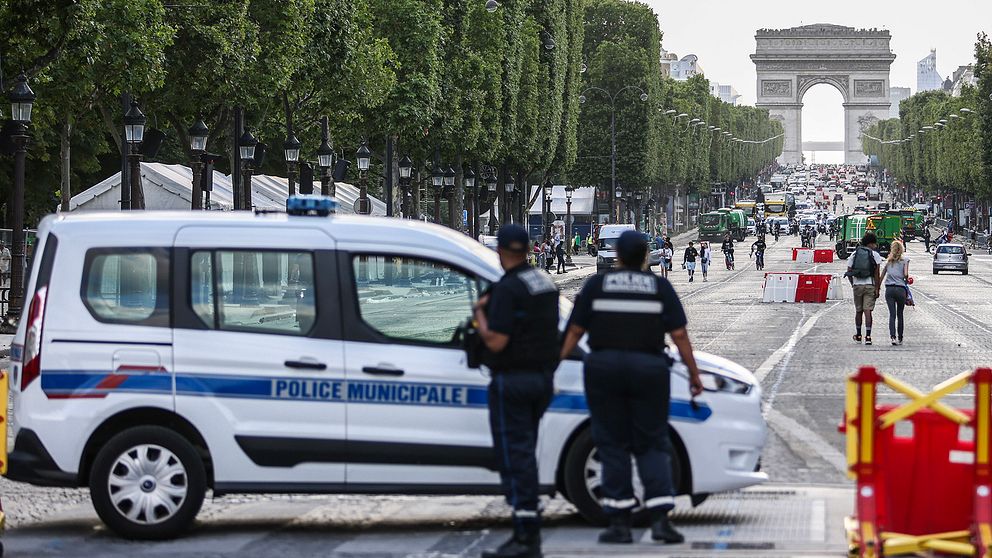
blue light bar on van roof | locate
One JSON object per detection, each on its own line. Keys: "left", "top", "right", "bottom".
{"left": 286, "top": 195, "right": 337, "bottom": 216}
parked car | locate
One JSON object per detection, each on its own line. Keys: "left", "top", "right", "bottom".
{"left": 856, "top": 193, "right": 868, "bottom": 202}
{"left": 933, "top": 243, "right": 969, "bottom": 274}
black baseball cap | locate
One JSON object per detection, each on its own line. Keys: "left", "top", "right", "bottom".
{"left": 497, "top": 224, "right": 530, "bottom": 253}
{"left": 617, "top": 230, "right": 648, "bottom": 267}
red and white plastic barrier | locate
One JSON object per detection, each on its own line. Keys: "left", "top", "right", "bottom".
{"left": 763, "top": 272, "right": 841, "bottom": 303}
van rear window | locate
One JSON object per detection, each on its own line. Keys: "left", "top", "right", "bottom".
{"left": 82, "top": 249, "right": 169, "bottom": 326}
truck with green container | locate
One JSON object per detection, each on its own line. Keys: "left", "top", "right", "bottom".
{"left": 886, "top": 208, "right": 924, "bottom": 240}
{"left": 698, "top": 208, "right": 747, "bottom": 242}
{"left": 834, "top": 214, "right": 869, "bottom": 259}
{"left": 866, "top": 213, "right": 903, "bottom": 256}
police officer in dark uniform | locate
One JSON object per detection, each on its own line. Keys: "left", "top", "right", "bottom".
{"left": 473, "top": 224, "right": 560, "bottom": 558}
{"left": 560, "top": 231, "right": 703, "bottom": 545}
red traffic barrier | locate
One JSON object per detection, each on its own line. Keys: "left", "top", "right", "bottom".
{"left": 843, "top": 367, "right": 992, "bottom": 557}
{"left": 796, "top": 273, "right": 831, "bottom": 303}
{"left": 813, "top": 249, "right": 834, "bottom": 263}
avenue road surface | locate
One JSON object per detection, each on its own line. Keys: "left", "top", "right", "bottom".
{"left": 3, "top": 191, "right": 985, "bottom": 556}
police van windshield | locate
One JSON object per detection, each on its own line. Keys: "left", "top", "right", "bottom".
{"left": 598, "top": 238, "right": 618, "bottom": 250}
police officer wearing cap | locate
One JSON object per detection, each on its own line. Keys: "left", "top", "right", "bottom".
{"left": 560, "top": 230, "right": 704, "bottom": 545}
{"left": 473, "top": 224, "right": 560, "bottom": 558}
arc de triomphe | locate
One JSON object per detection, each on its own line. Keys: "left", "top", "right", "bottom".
{"left": 751, "top": 24, "right": 895, "bottom": 165}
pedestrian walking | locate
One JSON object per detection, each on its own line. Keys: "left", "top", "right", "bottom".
{"left": 560, "top": 231, "right": 703, "bottom": 545}
{"left": 699, "top": 241, "right": 712, "bottom": 282}
{"left": 541, "top": 240, "right": 553, "bottom": 273}
{"left": 533, "top": 242, "right": 544, "bottom": 270}
{"left": 682, "top": 242, "right": 698, "bottom": 282}
{"left": 846, "top": 232, "right": 885, "bottom": 346}
{"left": 0, "top": 242, "right": 10, "bottom": 286}
{"left": 573, "top": 232, "right": 582, "bottom": 255}
{"left": 473, "top": 224, "right": 560, "bottom": 558}
{"left": 556, "top": 240, "right": 567, "bottom": 274}
{"left": 879, "top": 240, "right": 910, "bottom": 346}
{"left": 660, "top": 243, "right": 673, "bottom": 279}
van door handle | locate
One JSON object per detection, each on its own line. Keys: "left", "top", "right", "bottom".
{"left": 362, "top": 366, "right": 405, "bottom": 377}
{"left": 284, "top": 360, "right": 327, "bottom": 371}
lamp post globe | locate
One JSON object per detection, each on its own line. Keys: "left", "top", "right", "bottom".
{"left": 124, "top": 100, "right": 146, "bottom": 144}
{"left": 356, "top": 140, "right": 372, "bottom": 172}
{"left": 188, "top": 119, "right": 209, "bottom": 153}
{"left": 317, "top": 139, "right": 334, "bottom": 170}
{"left": 464, "top": 167, "right": 476, "bottom": 190}
{"left": 239, "top": 129, "right": 257, "bottom": 161}
{"left": 443, "top": 165, "right": 455, "bottom": 188}
{"left": 432, "top": 166, "right": 444, "bottom": 189}
{"left": 283, "top": 132, "right": 301, "bottom": 163}
{"left": 9, "top": 73, "right": 36, "bottom": 123}
{"left": 485, "top": 0, "right": 499, "bottom": 12}
{"left": 399, "top": 155, "right": 413, "bottom": 180}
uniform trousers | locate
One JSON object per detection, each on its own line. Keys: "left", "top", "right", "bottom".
{"left": 488, "top": 370, "right": 555, "bottom": 523}
{"left": 584, "top": 349, "right": 676, "bottom": 516}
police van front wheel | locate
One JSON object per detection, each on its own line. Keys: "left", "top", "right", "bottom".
{"left": 562, "top": 428, "right": 686, "bottom": 526}
{"left": 89, "top": 426, "right": 207, "bottom": 540}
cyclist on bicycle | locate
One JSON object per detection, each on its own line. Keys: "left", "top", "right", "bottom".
{"left": 721, "top": 234, "right": 735, "bottom": 270}
{"left": 751, "top": 236, "right": 767, "bottom": 271}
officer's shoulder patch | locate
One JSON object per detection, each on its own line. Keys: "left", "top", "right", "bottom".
{"left": 603, "top": 271, "right": 658, "bottom": 294}
{"left": 518, "top": 268, "right": 558, "bottom": 295}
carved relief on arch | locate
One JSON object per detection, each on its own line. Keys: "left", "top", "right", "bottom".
{"left": 797, "top": 75, "right": 850, "bottom": 102}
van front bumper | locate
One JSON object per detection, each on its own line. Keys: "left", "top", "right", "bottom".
{"left": 4, "top": 428, "right": 77, "bottom": 487}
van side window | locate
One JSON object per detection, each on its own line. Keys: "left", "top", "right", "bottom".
{"left": 351, "top": 255, "right": 479, "bottom": 345}
{"left": 190, "top": 250, "right": 316, "bottom": 336}
{"left": 82, "top": 249, "right": 169, "bottom": 326}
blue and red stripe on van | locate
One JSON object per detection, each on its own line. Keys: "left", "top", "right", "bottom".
{"left": 38, "top": 369, "right": 713, "bottom": 422}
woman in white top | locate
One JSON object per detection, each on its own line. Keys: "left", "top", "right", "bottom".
{"left": 878, "top": 240, "right": 909, "bottom": 345}
{"left": 699, "top": 242, "right": 713, "bottom": 282}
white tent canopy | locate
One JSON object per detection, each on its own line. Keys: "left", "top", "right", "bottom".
{"left": 527, "top": 185, "right": 595, "bottom": 215}
{"left": 69, "top": 162, "right": 386, "bottom": 215}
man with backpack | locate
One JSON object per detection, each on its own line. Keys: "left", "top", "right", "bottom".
{"left": 846, "top": 232, "right": 885, "bottom": 346}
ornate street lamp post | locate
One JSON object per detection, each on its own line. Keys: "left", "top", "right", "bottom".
{"left": 565, "top": 185, "right": 574, "bottom": 264}
{"left": 635, "top": 190, "right": 644, "bottom": 230}
{"left": 188, "top": 119, "right": 208, "bottom": 209}
{"left": 543, "top": 178, "right": 554, "bottom": 241}
{"left": 238, "top": 129, "right": 257, "bottom": 210}
{"left": 316, "top": 117, "right": 334, "bottom": 197}
{"left": 431, "top": 165, "right": 444, "bottom": 224}
{"left": 8, "top": 73, "right": 34, "bottom": 321}
{"left": 485, "top": 171, "right": 497, "bottom": 233}
{"left": 464, "top": 167, "right": 476, "bottom": 236}
{"left": 399, "top": 155, "right": 413, "bottom": 218}
{"left": 356, "top": 140, "right": 372, "bottom": 215}
{"left": 123, "top": 100, "right": 147, "bottom": 210}
{"left": 444, "top": 165, "right": 456, "bottom": 228}
{"left": 283, "top": 131, "right": 301, "bottom": 197}
{"left": 503, "top": 175, "right": 515, "bottom": 225}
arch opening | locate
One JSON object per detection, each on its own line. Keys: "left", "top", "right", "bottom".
{"left": 801, "top": 83, "right": 846, "bottom": 165}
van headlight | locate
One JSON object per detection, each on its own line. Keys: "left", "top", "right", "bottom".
{"left": 699, "top": 371, "right": 752, "bottom": 395}
{"left": 597, "top": 256, "right": 606, "bottom": 264}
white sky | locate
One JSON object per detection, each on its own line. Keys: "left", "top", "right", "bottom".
{"left": 646, "top": 0, "right": 991, "bottom": 149}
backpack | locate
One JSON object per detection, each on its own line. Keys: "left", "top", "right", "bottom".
{"left": 850, "top": 247, "right": 875, "bottom": 279}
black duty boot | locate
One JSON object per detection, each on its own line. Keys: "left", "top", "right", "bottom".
{"left": 598, "top": 514, "right": 633, "bottom": 544}
{"left": 481, "top": 522, "right": 542, "bottom": 558}
{"left": 650, "top": 512, "right": 685, "bottom": 544}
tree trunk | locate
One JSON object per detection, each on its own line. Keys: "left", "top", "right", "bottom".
{"left": 59, "top": 116, "right": 73, "bottom": 212}
{"left": 453, "top": 154, "right": 465, "bottom": 232}
{"left": 391, "top": 136, "right": 401, "bottom": 217}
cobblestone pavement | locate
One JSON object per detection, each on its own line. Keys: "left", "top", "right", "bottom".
{"left": 3, "top": 194, "right": 983, "bottom": 556}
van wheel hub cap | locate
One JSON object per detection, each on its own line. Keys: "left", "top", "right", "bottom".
{"left": 108, "top": 444, "right": 188, "bottom": 525}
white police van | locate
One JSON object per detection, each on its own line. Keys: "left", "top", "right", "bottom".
{"left": 5, "top": 198, "right": 766, "bottom": 539}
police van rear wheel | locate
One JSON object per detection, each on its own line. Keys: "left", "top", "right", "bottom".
{"left": 562, "top": 428, "right": 685, "bottom": 526}
{"left": 89, "top": 426, "right": 206, "bottom": 540}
